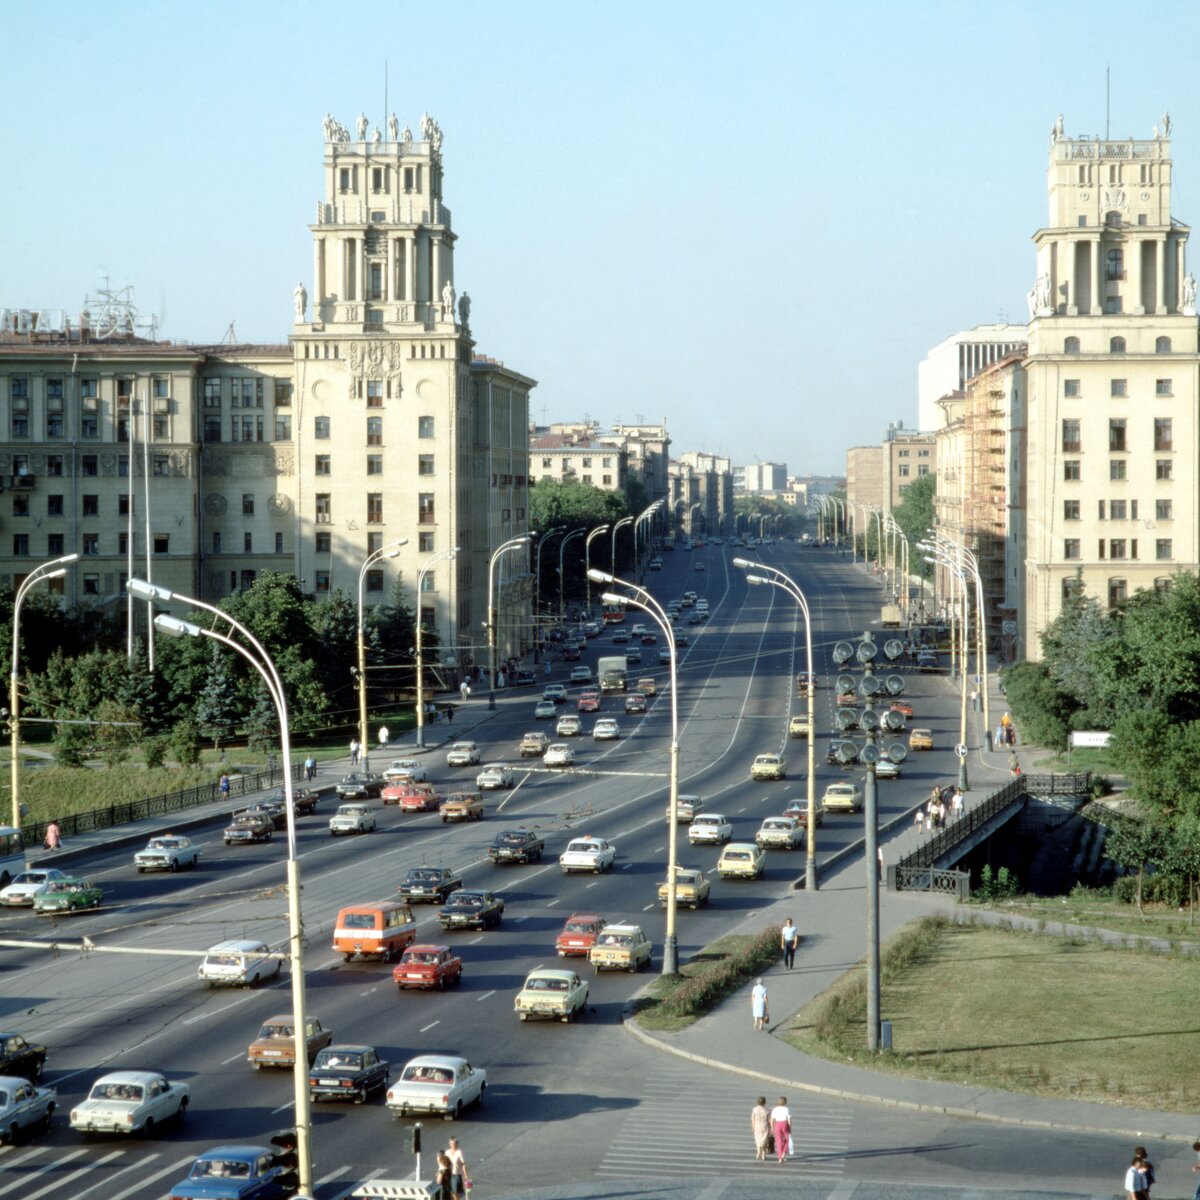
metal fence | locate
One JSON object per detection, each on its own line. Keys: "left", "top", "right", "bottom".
{"left": 26, "top": 762, "right": 303, "bottom": 848}
{"left": 895, "top": 772, "right": 1091, "bottom": 874}
{"left": 890, "top": 865, "right": 970, "bottom": 898}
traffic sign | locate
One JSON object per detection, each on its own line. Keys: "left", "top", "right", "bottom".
{"left": 955, "top": 743, "right": 968, "bottom": 758}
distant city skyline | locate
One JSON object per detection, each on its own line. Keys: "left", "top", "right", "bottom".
{"left": 6, "top": 1, "right": 1200, "bottom": 474}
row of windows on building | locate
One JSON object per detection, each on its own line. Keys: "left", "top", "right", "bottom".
{"left": 895, "top": 448, "right": 931, "bottom": 458}
{"left": 1061, "top": 417, "right": 1175, "bottom": 452}
{"left": 1062, "top": 498, "right": 1172, "bottom": 521}
{"left": 1062, "top": 377, "right": 1174, "bottom": 397}
{"left": 540, "top": 455, "right": 616, "bottom": 469}
{"left": 8, "top": 453, "right": 174, "bottom": 481}
{"left": 313, "top": 494, "right": 526, "bottom": 525}
{"left": 1062, "top": 459, "right": 1176, "bottom": 481}
{"left": 1062, "top": 538, "right": 1173, "bottom": 560}
{"left": 897, "top": 464, "right": 930, "bottom": 478}
{"left": 1063, "top": 335, "right": 1173, "bottom": 355}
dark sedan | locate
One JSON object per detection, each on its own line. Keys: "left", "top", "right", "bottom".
{"left": 438, "top": 890, "right": 505, "bottom": 931}
{"left": 0, "top": 1033, "right": 46, "bottom": 1081}
{"left": 336, "top": 773, "right": 384, "bottom": 799}
{"left": 308, "top": 1044, "right": 389, "bottom": 1103}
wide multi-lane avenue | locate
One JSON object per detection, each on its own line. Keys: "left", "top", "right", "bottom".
{"left": 0, "top": 541, "right": 1118, "bottom": 1199}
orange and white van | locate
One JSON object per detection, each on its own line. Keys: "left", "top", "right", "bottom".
{"left": 333, "top": 900, "right": 417, "bottom": 962}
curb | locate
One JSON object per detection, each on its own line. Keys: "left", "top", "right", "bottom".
{"left": 622, "top": 1016, "right": 1194, "bottom": 1143}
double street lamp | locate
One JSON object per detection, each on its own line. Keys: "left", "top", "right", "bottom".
{"left": 415, "top": 547, "right": 460, "bottom": 749}
{"left": 357, "top": 539, "right": 408, "bottom": 769}
{"left": 589, "top": 568, "right": 681, "bottom": 975}
{"left": 487, "top": 535, "right": 531, "bottom": 710}
{"left": 734, "top": 558, "right": 818, "bottom": 891}
{"left": 558, "top": 529, "right": 586, "bottom": 628}
{"left": 584, "top": 525, "right": 610, "bottom": 616}
{"left": 533, "top": 528, "right": 564, "bottom": 659}
{"left": 10, "top": 553, "right": 79, "bottom": 832}
{"left": 129, "top": 578, "right": 312, "bottom": 1195}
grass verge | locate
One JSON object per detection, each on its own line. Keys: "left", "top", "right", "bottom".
{"left": 979, "top": 891, "right": 1200, "bottom": 944}
{"left": 632, "top": 925, "right": 781, "bottom": 1033}
{"left": 780, "top": 916, "right": 1200, "bottom": 1111}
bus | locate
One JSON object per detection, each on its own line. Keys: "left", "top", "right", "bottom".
{"left": 602, "top": 602, "right": 626, "bottom": 625}
{"left": 0, "top": 826, "right": 27, "bottom": 887}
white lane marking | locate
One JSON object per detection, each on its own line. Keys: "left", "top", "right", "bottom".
{"left": 546, "top": 898, "right": 560, "bottom": 906}
{"left": 316, "top": 1166, "right": 351, "bottom": 1187}
{"left": 183, "top": 997, "right": 246, "bottom": 1025}
{"left": 511, "top": 915, "right": 526, "bottom": 922}
{"left": 90, "top": 1155, "right": 196, "bottom": 1200}
{"left": 737, "top": 806, "right": 747, "bottom": 813}
{"left": 221, "top": 1051, "right": 243, "bottom": 1065}
{"left": 621, "top": 862, "right": 632, "bottom": 869}
{"left": 72, "top": 1151, "right": 162, "bottom": 1200}
{"left": 359, "top": 986, "right": 379, "bottom": 995}
{"left": 642, "top": 903, "right": 654, "bottom": 911}
{"left": 419, "top": 1020, "right": 439, "bottom": 1032}
{"left": 476, "top": 990, "right": 495, "bottom": 1002}
{"left": 654, "top": 845, "right": 665, "bottom": 853}
{"left": 0, "top": 1148, "right": 93, "bottom": 1198}
{"left": 272, "top": 1099, "right": 295, "bottom": 1114}
{"left": 467, "top": 935, "right": 484, "bottom": 945}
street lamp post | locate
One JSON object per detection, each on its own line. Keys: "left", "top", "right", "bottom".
{"left": 357, "top": 539, "right": 407, "bottom": 770}
{"left": 416, "top": 547, "right": 459, "bottom": 749}
{"left": 610, "top": 516, "right": 633, "bottom": 578}
{"left": 533, "top": 527, "right": 564, "bottom": 660}
{"left": 923, "top": 546, "right": 970, "bottom": 791}
{"left": 131, "top": 579, "right": 312, "bottom": 1195}
{"left": 10, "top": 553, "right": 78, "bottom": 833}
{"left": 634, "top": 501, "right": 662, "bottom": 578}
{"left": 735, "top": 559, "right": 818, "bottom": 891}
{"left": 957, "top": 545, "right": 992, "bottom": 750}
{"left": 591, "top": 570, "right": 681, "bottom": 973}
{"left": 584, "top": 525, "right": 610, "bottom": 616}
{"left": 558, "top": 529, "right": 586, "bottom": 629}
{"left": 488, "top": 535, "right": 530, "bottom": 711}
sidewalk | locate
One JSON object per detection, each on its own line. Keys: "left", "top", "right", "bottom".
{"left": 626, "top": 850, "right": 1196, "bottom": 1142}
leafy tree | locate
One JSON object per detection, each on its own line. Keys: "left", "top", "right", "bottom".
{"left": 890, "top": 474, "right": 935, "bottom": 576}
{"left": 53, "top": 723, "right": 88, "bottom": 768}
{"left": 170, "top": 719, "right": 202, "bottom": 768}
{"left": 1162, "top": 814, "right": 1200, "bottom": 923}
{"left": 245, "top": 682, "right": 278, "bottom": 754}
{"left": 1108, "top": 709, "right": 1200, "bottom": 819}
{"left": 143, "top": 735, "right": 168, "bottom": 770}
{"left": 1104, "top": 813, "right": 1163, "bottom": 916}
{"left": 1039, "top": 587, "right": 1117, "bottom": 721}
{"left": 195, "top": 645, "right": 241, "bottom": 749}
{"left": 94, "top": 699, "right": 140, "bottom": 767}
{"left": 999, "top": 660, "right": 1075, "bottom": 752}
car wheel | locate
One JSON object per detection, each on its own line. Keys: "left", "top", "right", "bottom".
{"left": 343, "top": 953, "right": 353, "bottom": 963}
{"left": 519, "top": 1012, "right": 528, "bottom": 1022}
{"left": 143, "top": 1117, "right": 154, "bottom": 1136}
{"left": 3, "top": 1122, "right": 17, "bottom": 1145}
{"left": 177, "top": 1097, "right": 188, "bottom": 1122}
{"left": 354, "top": 1090, "right": 365, "bottom": 1105}
{"left": 438, "top": 975, "right": 447, "bottom": 991}
{"left": 169, "top": 860, "right": 178, "bottom": 873}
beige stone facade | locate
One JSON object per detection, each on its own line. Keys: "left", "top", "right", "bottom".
{"left": 1023, "top": 123, "right": 1198, "bottom": 659}
{"left": 0, "top": 113, "right": 535, "bottom": 667}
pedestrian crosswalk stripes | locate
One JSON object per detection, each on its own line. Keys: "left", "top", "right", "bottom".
{"left": 597, "top": 1062, "right": 851, "bottom": 1180}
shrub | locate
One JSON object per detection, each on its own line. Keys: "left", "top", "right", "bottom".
{"left": 170, "top": 720, "right": 202, "bottom": 768}
{"left": 142, "top": 736, "right": 168, "bottom": 770}
{"left": 658, "top": 925, "right": 781, "bottom": 1019}
{"left": 54, "top": 725, "right": 88, "bottom": 768}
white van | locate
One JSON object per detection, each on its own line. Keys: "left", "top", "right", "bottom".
{"left": 198, "top": 938, "right": 282, "bottom": 988}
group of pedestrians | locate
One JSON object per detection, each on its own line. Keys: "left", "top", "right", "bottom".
{"left": 914, "top": 785, "right": 962, "bottom": 833}
{"left": 750, "top": 1095, "right": 792, "bottom": 1164}
{"left": 433, "top": 1135, "right": 470, "bottom": 1198}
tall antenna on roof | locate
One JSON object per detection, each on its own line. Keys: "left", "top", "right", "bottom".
{"left": 384, "top": 61, "right": 388, "bottom": 135}
{"left": 1105, "top": 65, "right": 1110, "bottom": 140}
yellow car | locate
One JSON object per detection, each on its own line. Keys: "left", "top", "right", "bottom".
{"left": 750, "top": 753, "right": 786, "bottom": 781}
{"left": 788, "top": 716, "right": 811, "bottom": 739}
{"left": 717, "top": 842, "right": 766, "bottom": 879}
{"left": 657, "top": 867, "right": 711, "bottom": 909}
{"left": 909, "top": 728, "right": 934, "bottom": 751}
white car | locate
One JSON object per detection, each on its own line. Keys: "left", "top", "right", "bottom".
{"left": 386, "top": 1055, "right": 486, "bottom": 1118}
{"left": 755, "top": 816, "right": 805, "bottom": 850}
{"left": 630, "top": 624, "right": 647, "bottom": 638}
{"left": 542, "top": 684, "right": 568, "bottom": 703}
{"left": 593, "top": 718, "right": 621, "bottom": 741}
{"left": 657, "top": 647, "right": 671, "bottom": 664}
{"left": 556, "top": 714, "right": 583, "bottom": 737}
{"left": 476, "top": 762, "right": 515, "bottom": 790}
{"left": 544, "top": 743, "right": 576, "bottom": 768}
{"left": 559, "top": 836, "right": 616, "bottom": 874}
{"left": 688, "top": 814, "right": 732, "bottom": 844}
{"left": 0, "top": 869, "right": 68, "bottom": 907}
{"left": 569, "top": 666, "right": 594, "bottom": 684}
{"left": 197, "top": 939, "right": 282, "bottom": 988}
{"left": 384, "top": 758, "right": 427, "bottom": 783}
{"left": 134, "top": 836, "right": 200, "bottom": 874}
{"left": 874, "top": 759, "right": 903, "bottom": 780}
{"left": 0, "top": 1075, "right": 55, "bottom": 1142}
{"left": 446, "top": 741, "right": 481, "bottom": 767}
{"left": 822, "top": 782, "right": 864, "bottom": 812}
{"left": 69, "top": 1070, "right": 189, "bottom": 1135}
{"left": 329, "top": 803, "right": 377, "bottom": 835}
{"left": 514, "top": 968, "right": 590, "bottom": 1022}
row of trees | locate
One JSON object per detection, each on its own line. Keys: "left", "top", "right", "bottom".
{"left": 18, "top": 572, "right": 421, "bottom": 762}
{"left": 1004, "top": 571, "right": 1200, "bottom": 820}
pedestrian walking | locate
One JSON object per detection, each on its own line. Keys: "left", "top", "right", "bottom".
{"left": 995, "top": 722, "right": 1005, "bottom": 748}
{"left": 349, "top": 739, "right": 359, "bottom": 766}
{"left": 43, "top": 820, "right": 61, "bottom": 851}
{"left": 769, "top": 1096, "right": 791, "bottom": 1164}
{"left": 1134, "top": 1147, "right": 1155, "bottom": 1198}
{"left": 544, "top": 658, "right": 552, "bottom": 677}
{"left": 434, "top": 1153, "right": 453, "bottom": 1200}
{"left": 1006, "top": 724, "right": 1016, "bottom": 747}
{"left": 445, "top": 705, "right": 455, "bottom": 725}
{"left": 970, "top": 687, "right": 980, "bottom": 712}
{"left": 1190, "top": 1138, "right": 1200, "bottom": 1200}
{"left": 460, "top": 680, "right": 471, "bottom": 702}
{"left": 780, "top": 919, "right": 798, "bottom": 970}
{"left": 1125, "top": 1153, "right": 1149, "bottom": 1200}
{"left": 751, "top": 978, "right": 769, "bottom": 1030}
{"left": 951, "top": 788, "right": 964, "bottom": 820}
{"left": 1009, "top": 752, "right": 1021, "bottom": 779}
{"left": 751, "top": 1096, "right": 771, "bottom": 1161}
{"left": 378, "top": 725, "right": 390, "bottom": 749}
{"left": 914, "top": 807, "right": 924, "bottom": 833}
{"left": 445, "top": 1136, "right": 469, "bottom": 1197}
{"left": 219, "top": 773, "right": 230, "bottom": 800}
{"left": 303, "top": 755, "right": 315, "bottom": 781}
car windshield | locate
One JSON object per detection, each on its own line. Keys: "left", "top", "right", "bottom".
{"left": 402, "top": 1064, "right": 453, "bottom": 1083}
{"left": 316, "top": 1051, "right": 362, "bottom": 1069}
{"left": 727, "top": 852, "right": 749, "bottom": 860}
{"left": 567, "top": 842, "right": 596, "bottom": 853}
{"left": 449, "top": 894, "right": 482, "bottom": 907}
{"left": 11, "top": 873, "right": 46, "bottom": 885}
{"left": 528, "top": 976, "right": 568, "bottom": 991}
{"left": 404, "top": 951, "right": 438, "bottom": 964}
{"left": 258, "top": 1024, "right": 293, "bottom": 1039}
{"left": 565, "top": 920, "right": 597, "bottom": 933}
{"left": 90, "top": 1082, "right": 144, "bottom": 1101}
{"left": 499, "top": 834, "right": 526, "bottom": 846}
{"left": 194, "top": 1160, "right": 251, "bottom": 1179}
{"left": 409, "top": 870, "right": 442, "bottom": 882}
{"left": 600, "top": 933, "right": 632, "bottom": 946}
{"left": 340, "top": 913, "right": 375, "bottom": 929}
{"left": 47, "top": 881, "right": 75, "bottom": 893}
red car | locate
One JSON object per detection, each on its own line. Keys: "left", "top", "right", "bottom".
{"left": 577, "top": 691, "right": 601, "bottom": 714}
{"left": 890, "top": 700, "right": 914, "bottom": 718}
{"left": 394, "top": 784, "right": 442, "bottom": 812}
{"left": 783, "top": 800, "right": 825, "bottom": 829}
{"left": 555, "top": 912, "right": 607, "bottom": 957}
{"left": 563, "top": 645, "right": 581, "bottom": 662}
{"left": 393, "top": 944, "right": 463, "bottom": 991}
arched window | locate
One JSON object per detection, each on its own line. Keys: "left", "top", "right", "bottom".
{"left": 1104, "top": 211, "right": 1122, "bottom": 227}
{"left": 1109, "top": 336, "right": 1126, "bottom": 354}
{"left": 1064, "top": 337, "right": 1080, "bottom": 354}
{"left": 1156, "top": 336, "right": 1172, "bottom": 354}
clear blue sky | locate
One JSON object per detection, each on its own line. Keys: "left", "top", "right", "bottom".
{"left": 6, "top": 0, "right": 1200, "bottom": 474}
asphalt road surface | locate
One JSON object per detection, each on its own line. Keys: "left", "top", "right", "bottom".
{"left": 0, "top": 541, "right": 1143, "bottom": 1199}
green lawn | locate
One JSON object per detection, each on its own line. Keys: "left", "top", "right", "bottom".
{"left": 983, "top": 891, "right": 1200, "bottom": 944}
{"left": 781, "top": 917, "right": 1200, "bottom": 1112}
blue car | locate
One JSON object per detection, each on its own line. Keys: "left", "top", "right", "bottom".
{"left": 168, "top": 1145, "right": 288, "bottom": 1199}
